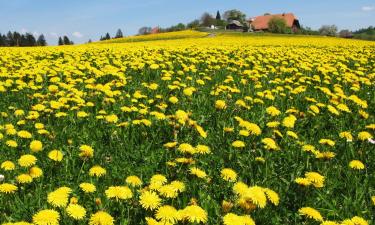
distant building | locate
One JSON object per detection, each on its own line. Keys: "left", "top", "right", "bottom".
{"left": 250, "top": 13, "right": 300, "bottom": 32}
{"left": 151, "top": 27, "right": 159, "bottom": 34}
{"left": 226, "top": 20, "right": 244, "bottom": 30}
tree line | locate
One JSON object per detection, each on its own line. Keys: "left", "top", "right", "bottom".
{"left": 99, "top": 29, "right": 124, "bottom": 41}
{"left": 0, "top": 31, "right": 47, "bottom": 47}
{"left": 58, "top": 36, "right": 74, "bottom": 45}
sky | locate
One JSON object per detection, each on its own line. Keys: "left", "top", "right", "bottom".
{"left": 0, "top": 0, "right": 374, "bottom": 45}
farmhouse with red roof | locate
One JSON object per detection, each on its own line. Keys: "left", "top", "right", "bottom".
{"left": 250, "top": 13, "right": 300, "bottom": 32}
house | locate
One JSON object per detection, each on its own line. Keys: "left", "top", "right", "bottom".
{"left": 226, "top": 20, "right": 244, "bottom": 30}
{"left": 250, "top": 13, "right": 300, "bottom": 32}
{"left": 150, "top": 27, "right": 159, "bottom": 34}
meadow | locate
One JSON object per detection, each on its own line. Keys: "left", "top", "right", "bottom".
{"left": 0, "top": 31, "right": 374, "bottom": 225}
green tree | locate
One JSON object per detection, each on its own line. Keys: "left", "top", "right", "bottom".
{"left": 216, "top": 10, "right": 221, "bottom": 20}
{"left": 138, "top": 27, "right": 152, "bottom": 35}
{"left": 200, "top": 12, "right": 215, "bottom": 27}
{"left": 223, "top": 9, "right": 246, "bottom": 23}
{"left": 58, "top": 37, "right": 64, "bottom": 45}
{"left": 115, "top": 29, "right": 123, "bottom": 38}
{"left": 63, "top": 36, "right": 71, "bottom": 45}
{"left": 105, "top": 33, "right": 111, "bottom": 40}
{"left": 37, "top": 34, "right": 47, "bottom": 46}
{"left": 7, "top": 31, "right": 14, "bottom": 46}
{"left": 0, "top": 34, "right": 3, "bottom": 46}
{"left": 187, "top": 20, "right": 200, "bottom": 29}
{"left": 268, "top": 17, "right": 288, "bottom": 33}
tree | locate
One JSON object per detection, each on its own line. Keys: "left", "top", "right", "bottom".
{"left": 268, "top": 17, "right": 288, "bottom": 33}
{"left": 105, "top": 33, "right": 111, "bottom": 40}
{"left": 339, "top": 30, "right": 353, "bottom": 38}
{"left": 138, "top": 27, "right": 152, "bottom": 35}
{"left": 63, "top": 36, "right": 71, "bottom": 45}
{"left": 58, "top": 37, "right": 64, "bottom": 45}
{"left": 223, "top": 9, "right": 246, "bottom": 23}
{"left": 36, "top": 34, "right": 47, "bottom": 46}
{"left": 0, "top": 34, "right": 5, "bottom": 46}
{"left": 200, "top": 12, "right": 215, "bottom": 27}
{"left": 115, "top": 29, "right": 123, "bottom": 38}
{"left": 187, "top": 20, "right": 200, "bottom": 29}
{"left": 25, "top": 33, "right": 36, "bottom": 46}
{"left": 7, "top": 31, "right": 14, "bottom": 46}
{"left": 13, "top": 31, "right": 21, "bottom": 46}
{"left": 216, "top": 10, "right": 221, "bottom": 20}
{"left": 319, "top": 25, "right": 338, "bottom": 36}
{"left": 88, "top": 39, "right": 92, "bottom": 43}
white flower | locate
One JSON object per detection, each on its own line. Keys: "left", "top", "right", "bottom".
{"left": 0, "top": 174, "right": 4, "bottom": 182}
{"left": 368, "top": 138, "right": 375, "bottom": 144}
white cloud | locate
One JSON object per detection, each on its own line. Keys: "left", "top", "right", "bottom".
{"left": 21, "top": 28, "right": 28, "bottom": 33}
{"left": 362, "top": 6, "right": 375, "bottom": 12}
{"left": 72, "top": 31, "right": 83, "bottom": 38}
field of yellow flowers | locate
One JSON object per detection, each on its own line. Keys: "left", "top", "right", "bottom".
{"left": 0, "top": 32, "right": 374, "bottom": 225}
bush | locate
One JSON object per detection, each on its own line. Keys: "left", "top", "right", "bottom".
{"left": 268, "top": 17, "right": 288, "bottom": 34}
{"left": 319, "top": 25, "right": 338, "bottom": 36}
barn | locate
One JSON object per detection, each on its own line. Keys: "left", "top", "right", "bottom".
{"left": 250, "top": 13, "right": 300, "bottom": 32}
{"left": 226, "top": 20, "right": 244, "bottom": 31}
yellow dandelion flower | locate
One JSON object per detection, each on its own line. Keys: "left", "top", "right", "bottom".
{"left": 47, "top": 187, "right": 72, "bottom": 207}
{"left": 298, "top": 207, "right": 323, "bottom": 222}
{"left": 180, "top": 205, "right": 207, "bottom": 223}
{"left": 178, "top": 143, "right": 196, "bottom": 154}
{"left": 164, "top": 142, "right": 178, "bottom": 148}
{"left": 66, "top": 204, "right": 86, "bottom": 220}
{"left": 263, "top": 188, "right": 280, "bottom": 206}
{"left": 30, "top": 140, "right": 43, "bottom": 152}
{"left": 305, "top": 172, "right": 325, "bottom": 188}
{"left": 125, "top": 175, "right": 143, "bottom": 187}
{"left": 79, "top": 145, "right": 94, "bottom": 158}
{"left": 79, "top": 183, "right": 96, "bottom": 193}
{"left": 221, "top": 168, "right": 237, "bottom": 182}
{"left": 261, "top": 138, "right": 280, "bottom": 151}
{"left": 282, "top": 115, "right": 297, "bottom": 128}
{"left": 139, "top": 191, "right": 162, "bottom": 210}
{"left": 266, "top": 106, "right": 281, "bottom": 116}
{"left": 215, "top": 100, "right": 227, "bottom": 110}
{"left": 319, "top": 139, "right": 335, "bottom": 146}
{"left": 48, "top": 150, "right": 63, "bottom": 162}
{"left": 242, "top": 186, "right": 267, "bottom": 208}
{"left": 195, "top": 145, "right": 211, "bottom": 154}
{"left": 358, "top": 131, "right": 372, "bottom": 141}
{"left": 89, "top": 165, "right": 106, "bottom": 177}
{"left": 16, "top": 174, "right": 33, "bottom": 184}
{"left": 29, "top": 166, "right": 43, "bottom": 178}
{"left": 155, "top": 205, "right": 179, "bottom": 224}
{"left": 0, "top": 183, "right": 18, "bottom": 194}
{"left": 190, "top": 167, "right": 207, "bottom": 179}
{"left": 18, "top": 154, "right": 37, "bottom": 167}
{"left": 33, "top": 209, "right": 60, "bottom": 225}
{"left": 223, "top": 213, "right": 255, "bottom": 225}
{"left": 6, "top": 140, "right": 18, "bottom": 148}
{"left": 17, "top": 130, "right": 32, "bottom": 139}
{"left": 105, "top": 186, "right": 133, "bottom": 200}
{"left": 169, "top": 96, "right": 179, "bottom": 104}
{"left": 89, "top": 211, "right": 114, "bottom": 225}
{"left": 349, "top": 160, "right": 365, "bottom": 170}
{"left": 232, "top": 140, "right": 245, "bottom": 148}
{"left": 1, "top": 161, "right": 15, "bottom": 171}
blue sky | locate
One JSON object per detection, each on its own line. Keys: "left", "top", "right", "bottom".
{"left": 0, "top": 0, "right": 374, "bottom": 45}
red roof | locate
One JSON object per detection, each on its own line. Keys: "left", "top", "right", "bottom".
{"left": 250, "top": 13, "right": 298, "bottom": 30}
{"left": 151, "top": 27, "right": 159, "bottom": 34}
